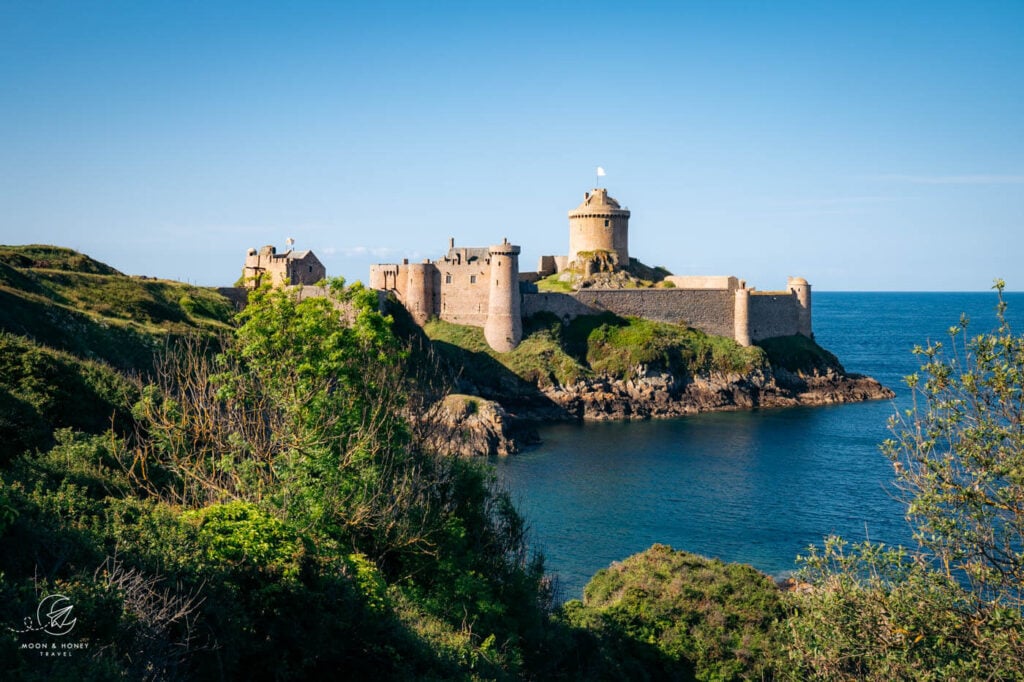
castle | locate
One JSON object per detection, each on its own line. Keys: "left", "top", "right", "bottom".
{"left": 368, "top": 188, "right": 813, "bottom": 352}
{"left": 243, "top": 245, "right": 326, "bottom": 289}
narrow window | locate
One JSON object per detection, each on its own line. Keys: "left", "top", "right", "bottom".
{"left": 470, "top": 275, "right": 477, "bottom": 284}
{"left": 604, "top": 219, "right": 610, "bottom": 227}
{"left": 445, "top": 273, "right": 452, "bottom": 284}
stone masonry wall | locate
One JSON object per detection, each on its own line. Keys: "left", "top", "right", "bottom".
{"left": 439, "top": 260, "right": 490, "bottom": 327}
{"left": 748, "top": 292, "right": 801, "bottom": 341}
{"left": 523, "top": 289, "right": 736, "bottom": 338}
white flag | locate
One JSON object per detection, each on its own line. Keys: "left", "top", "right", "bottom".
{"left": 596, "top": 166, "right": 606, "bottom": 177}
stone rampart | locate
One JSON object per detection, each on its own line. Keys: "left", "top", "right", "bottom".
{"left": 748, "top": 291, "right": 802, "bottom": 341}
{"left": 523, "top": 289, "right": 737, "bottom": 338}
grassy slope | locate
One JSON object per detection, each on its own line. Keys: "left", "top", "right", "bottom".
{"left": 0, "top": 245, "right": 235, "bottom": 459}
{"left": 0, "top": 246, "right": 233, "bottom": 371}
{"left": 424, "top": 309, "right": 844, "bottom": 405}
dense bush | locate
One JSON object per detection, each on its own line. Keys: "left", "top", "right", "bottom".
{"left": 2, "top": 277, "right": 555, "bottom": 680}
{"left": 562, "top": 544, "right": 785, "bottom": 681}
{"left": 0, "top": 336, "right": 135, "bottom": 462}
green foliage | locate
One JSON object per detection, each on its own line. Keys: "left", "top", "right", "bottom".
{"left": 785, "top": 537, "right": 1024, "bottom": 680}
{"left": 582, "top": 315, "right": 764, "bottom": 378}
{"left": 786, "top": 282, "right": 1024, "bottom": 679}
{"left": 182, "top": 501, "right": 303, "bottom": 580}
{"left": 883, "top": 280, "right": 1024, "bottom": 605}
{"left": 564, "top": 544, "right": 784, "bottom": 681}
{"left": 0, "top": 336, "right": 135, "bottom": 462}
{"left": 757, "top": 334, "right": 844, "bottom": 375}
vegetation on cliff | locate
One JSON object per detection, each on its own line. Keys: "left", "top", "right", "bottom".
{"left": 425, "top": 311, "right": 767, "bottom": 391}
{"left": 422, "top": 309, "right": 870, "bottom": 422}
{"left": 1, "top": 258, "right": 557, "bottom": 679}
{"left": 0, "top": 245, "right": 232, "bottom": 371}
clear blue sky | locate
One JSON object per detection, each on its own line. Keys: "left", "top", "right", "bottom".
{"left": 1, "top": 0, "right": 1021, "bottom": 290}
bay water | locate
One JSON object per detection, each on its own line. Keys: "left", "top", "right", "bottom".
{"left": 493, "top": 290, "right": 1024, "bottom": 601}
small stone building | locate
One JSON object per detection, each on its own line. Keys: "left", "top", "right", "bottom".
{"left": 242, "top": 245, "right": 326, "bottom": 289}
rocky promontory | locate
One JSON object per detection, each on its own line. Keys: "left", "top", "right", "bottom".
{"left": 418, "top": 313, "right": 895, "bottom": 454}
{"left": 528, "top": 365, "right": 893, "bottom": 421}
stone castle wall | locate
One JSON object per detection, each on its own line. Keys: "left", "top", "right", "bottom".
{"left": 523, "top": 289, "right": 737, "bottom": 338}
{"left": 438, "top": 260, "right": 490, "bottom": 327}
{"left": 747, "top": 291, "right": 802, "bottom": 341}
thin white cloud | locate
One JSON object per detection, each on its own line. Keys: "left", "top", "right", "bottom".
{"left": 327, "top": 246, "right": 425, "bottom": 261}
{"left": 331, "top": 246, "right": 399, "bottom": 258}
{"left": 877, "top": 174, "right": 1024, "bottom": 185}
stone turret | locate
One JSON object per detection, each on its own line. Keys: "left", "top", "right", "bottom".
{"left": 788, "top": 277, "right": 812, "bottom": 338}
{"left": 568, "top": 188, "right": 631, "bottom": 269}
{"left": 733, "top": 286, "right": 751, "bottom": 347}
{"left": 483, "top": 239, "right": 522, "bottom": 352}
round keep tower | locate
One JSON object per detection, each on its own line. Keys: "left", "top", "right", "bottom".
{"left": 568, "top": 188, "right": 631, "bottom": 269}
{"left": 406, "top": 262, "right": 435, "bottom": 325}
{"left": 483, "top": 239, "right": 522, "bottom": 352}
{"left": 787, "top": 277, "right": 813, "bottom": 338}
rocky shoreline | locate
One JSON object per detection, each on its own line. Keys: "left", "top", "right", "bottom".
{"left": 431, "top": 367, "right": 894, "bottom": 456}
{"left": 531, "top": 365, "right": 894, "bottom": 421}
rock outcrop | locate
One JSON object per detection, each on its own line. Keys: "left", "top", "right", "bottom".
{"left": 421, "top": 394, "right": 528, "bottom": 457}
{"left": 515, "top": 365, "right": 894, "bottom": 422}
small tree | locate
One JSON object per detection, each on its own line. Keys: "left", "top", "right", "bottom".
{"left": 884, "top": 279, "right": 1024, "bottom": 607}
{"left": 784, "top": 281, "right": 1024, "bottom": 679}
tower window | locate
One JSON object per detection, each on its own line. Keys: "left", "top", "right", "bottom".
{"left": 445, "top": 273, "right": 452, "bottom": 284}
{"left": 470, "top": 275, "right": 477, "bottom": 284}
{"left": 604, "top": 219, "right": 609, "bottom": 227}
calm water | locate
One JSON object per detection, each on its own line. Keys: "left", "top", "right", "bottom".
{"left": 493, "top": 291, "right": 1024, "bottom": 600}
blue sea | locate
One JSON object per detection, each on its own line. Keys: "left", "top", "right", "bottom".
{"left": 492, "top": 291, "right": 1024, "bottom": 601}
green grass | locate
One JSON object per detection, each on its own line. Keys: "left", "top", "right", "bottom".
{"left": 424, "top": 317, "right": 587, "bottom": 391}
{"left": 535, "top": 273, "right": 577, "bottom": 292}
{"left": 0, "top": 244, "right": 121, "bottom": 275}
{"left": 756, "top": 334, "right": 844, "bottom": 375}
{"left": 0, "top": 247, "right": 234, "bottom": 371}
{"left": 562, "top": 544, "right": 784, "bottom": 681}
{"left": 424, "top": 312, "right": 767, "bottom": 394}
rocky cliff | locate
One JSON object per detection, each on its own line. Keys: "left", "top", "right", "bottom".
{"left": 527, "top": 365, "right": 893, "bottom": 421}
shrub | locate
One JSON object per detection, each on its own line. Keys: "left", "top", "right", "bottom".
{"left": 564, "top": 544, "right": 784, "bottom": 681}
